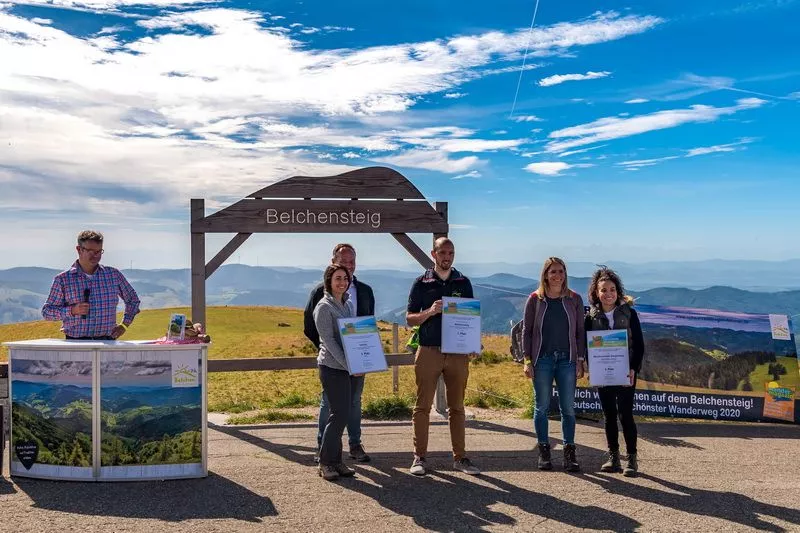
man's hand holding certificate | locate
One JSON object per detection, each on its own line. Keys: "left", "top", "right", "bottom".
{"left": 441, "top": 297, "right": 481, "bottom": 354}
{"left": 337, "top": 316, "right": 388, "bottom": 375}
{"left": 587, "top": 330, "right": 631, "bottom": 387}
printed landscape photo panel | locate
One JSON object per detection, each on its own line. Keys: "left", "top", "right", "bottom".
{"left": 100, "top": 351, "right": 202, "bottom": 467}
{"left": 11, "top": 356, "right": 94, "bottom": 473}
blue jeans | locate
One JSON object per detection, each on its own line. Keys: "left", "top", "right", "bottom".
{"left": 317, "top": 373, "right": 365, "bottom": 449}
{"left": 533, "top": 351, "right": 576, "bottom": 445}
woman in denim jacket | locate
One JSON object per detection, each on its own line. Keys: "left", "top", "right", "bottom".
{"left": 521, "top": 257, "right": 586, "bottom": 471}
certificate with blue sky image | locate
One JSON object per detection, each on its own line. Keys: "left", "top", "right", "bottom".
{"left": 441, "top": 297, "right": 481, "bottom": 354}
{"left": 337, "top": 316, "right": 388, "bottom": 375}
{"left": 587, "top": 329, "right": 631, "bottom": 387}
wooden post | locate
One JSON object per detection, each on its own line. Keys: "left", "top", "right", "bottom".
{"left": 433, "top": 201, "right": 448, "bottom": 417}
{"left": 392, "top": 323, "right": 400, "bottom": 395}
{"left": 191, "top": 199, "right": 206, "bottom": 327}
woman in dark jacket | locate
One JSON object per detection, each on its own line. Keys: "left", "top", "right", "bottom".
{"left": 585, "top": 268, "right": 645, "bottom": 477}
{"left": 522, "top": 257, "right": 586, "bottom": 472}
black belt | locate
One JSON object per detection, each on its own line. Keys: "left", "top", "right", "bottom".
{"left": 65, "top": 335, "right": 114, "bottom": 340}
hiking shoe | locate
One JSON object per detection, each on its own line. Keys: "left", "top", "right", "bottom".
{"left": 563, "top": 444, "right": 580, "bottom": 472}
{"left": 453, "top": 457, "right": 480, "bottom": 475}
{"left": 349, "top": 444, "right": 371, "bottom": 463}
{"left": 318, "top": 464, "right": 339, "bottom": 481}
{"left": 600, "top": 450, "right": 622, "bottom": 473}
{"left": 537, "top": 443, "right": 553, "bottom": 470}
{"left": 314, "top": 449, "right": 320, "bottom": 464}
{"left": 623, "top": 453, "right": 638, "bottom": 477}
{"left": 334, "top": 463, "right": 356, "bottom": 477}
{"left": 409, "top": 456, "right": 427, "bottom": 476}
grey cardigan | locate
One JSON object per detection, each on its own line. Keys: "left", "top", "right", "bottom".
{"left": 313, "top": 292, "right": 354, "bottom": 371}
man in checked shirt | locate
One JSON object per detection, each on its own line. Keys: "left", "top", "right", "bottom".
{"left": 42, "top": 230, "right": 141, "bottom": 340}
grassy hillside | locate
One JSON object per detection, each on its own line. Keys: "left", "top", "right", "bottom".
{"left": 1, "top": 307, "right": 527, "bottom": 413}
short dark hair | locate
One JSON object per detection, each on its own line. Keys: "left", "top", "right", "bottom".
{"left": 433, "top": 237, "right": 454, "bottom": 251}
{"left": 323, "top": 263, "right": 351, "bottom": 294}
{"left": 331, "top": 243, "right": 355, "bottom": 261}
{"left": 77, "top": 230, "right": 103, "bottom": 247}
{"left": 588, "top": 267, "right": 626, "bottom": 307}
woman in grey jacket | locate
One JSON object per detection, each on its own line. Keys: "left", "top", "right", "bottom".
{"left": 521, "top": 257, "right": 586, "bottom": 472}
{"left": 314, "top": 263, "right": 360, "bottom": 481}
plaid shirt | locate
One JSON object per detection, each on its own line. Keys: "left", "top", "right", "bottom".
{"left": 42, "top": 261, "right": 141, "bottom": 337}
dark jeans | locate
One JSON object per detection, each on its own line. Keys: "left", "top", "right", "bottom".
{"left": 597, "top": 375, "right": 637, "bottom": 454}
{"left": 318, "top": 365, "right": 360, "bottom": 466}
{"left": 317, "top": 375, "right": 365, "bottom": 449}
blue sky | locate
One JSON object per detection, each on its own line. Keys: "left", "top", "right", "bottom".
{"left": 1, "top": 0, "right": 798, "bottom": 270}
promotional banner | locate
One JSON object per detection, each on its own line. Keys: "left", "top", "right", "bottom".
{"left": 563, "top": 305, "right": 799, "bottom": 423}
{"left": 10, "top": 351, "right": 94, "bottom": 479}
{"left": 100, "top": 350, "right": 203, "bottom": 479}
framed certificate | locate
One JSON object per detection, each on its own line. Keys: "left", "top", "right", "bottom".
{"left": 337, "top": 316, "right": 388, "bottom": 375}
{"left": 441, "top": 297, "right": 481, "bottom": 354}
{"left": 587, "top": 329, "right": 631, "bottom": 387}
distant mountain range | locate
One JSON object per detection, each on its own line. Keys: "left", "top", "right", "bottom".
{"left": 1, "top": 263, "right": 798, "bottom": 338}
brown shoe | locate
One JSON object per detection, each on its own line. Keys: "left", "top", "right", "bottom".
{"left": 349, "top": 444, "right": 371, "bottom": 463}
{"left": 318, "top": 465, "right": 339, "bottom": 481}
{"left": 563, "top": 444, "right": 580, "bottom": 472}
{"left": 334, "top": 463, "right": 356, "bottom": 477}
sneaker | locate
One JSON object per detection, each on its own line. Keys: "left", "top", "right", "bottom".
{"left": 453, "top": 457, "right": 480, "bottom": 475}
{"left": 600, "top": 450, "right": 622, "bottom": 473}
{"left": 349, "top": 444, "right": 371, "bottom": 463}
{"left": 318, "top": 464, "right": 339, "bottom": 481}
{"left": 623, "top": 453, "right": 638, "bottom": 477}
{"left": 537, "top": 443, "right": 553, "bottom": 471}
{"left": 334, "top": 463, "right": 356, "bottom": 477}
{"left": 563, "top": 444, "right": 580, "bottom": 472}
{"left": 409, "top": 456, "right": 427, "bottom": 476}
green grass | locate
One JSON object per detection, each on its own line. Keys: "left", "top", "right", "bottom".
{"left": 228, "top": 410, "right": 314, "bottom": 425}
{"left": 273, "top": 391, "right": 318, "bottom": 408}
{"left": 362, "top": 395, "right": 413, "bottom": 419}
{"left": 743, "top": 356, "right": 800, "bottom": 393}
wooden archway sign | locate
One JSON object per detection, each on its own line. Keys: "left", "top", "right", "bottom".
{"left": 190, "top": 166, "right": 448, "bottom": 325}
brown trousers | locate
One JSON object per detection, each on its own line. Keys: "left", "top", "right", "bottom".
{"left": 412, "top": 346, "right": 470, "bottom": 460}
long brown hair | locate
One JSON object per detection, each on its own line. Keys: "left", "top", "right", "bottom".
{"left": 537, "top": 257, "right": 569, "bottom": 299}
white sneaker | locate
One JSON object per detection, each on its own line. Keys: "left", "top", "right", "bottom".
{"left": 454, "top": 457, "right": 480, "bottom": 475}
{"left": 409, "top": 456, "right": 426, "bottom": 476}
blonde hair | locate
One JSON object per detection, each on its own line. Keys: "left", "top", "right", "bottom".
{"left": 537, "top": 257, "right": 569, "bottom": 299}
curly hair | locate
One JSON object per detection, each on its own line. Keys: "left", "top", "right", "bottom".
{"left": 323, "top": 263, "right": 351, "bottom": 295}
{"left": 587, "top": 267, "right": 626, "bottom": 307}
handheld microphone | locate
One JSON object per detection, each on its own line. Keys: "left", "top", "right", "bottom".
{"left": 82, "top": 288, "right": 90, "bottom": 319}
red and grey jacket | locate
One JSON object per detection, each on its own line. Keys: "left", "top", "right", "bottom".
{"left": 522, "top": 289, "right": 587, "bottom": 365}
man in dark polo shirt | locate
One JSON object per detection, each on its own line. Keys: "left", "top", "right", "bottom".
{"left": 406, "top": 237, "right": 480, "bottom": 476}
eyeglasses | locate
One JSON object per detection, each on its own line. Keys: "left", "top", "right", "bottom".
{"left": 80, "top": 246, "right": 104, "bottom": 255}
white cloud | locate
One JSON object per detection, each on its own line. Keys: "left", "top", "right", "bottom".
{"left": 546, "top": 98, "right": 766, "bottom": 153}
{"left": 557, "top": 144, "right": 607, "bottom": 158}
{"left": 0, "top": 8, "right": 662, "bottom": 210}
{"left": 538, "top": 71, "right": 611, "bottom": 87}
{"left": 513, "top": 115, "right": 544, "bottom": 122}
{"left": 342, "top": 152, "right": 361, "bottom": 159}
{"left": 443, "top": 92, "right": 467, "bottom": 99}
{"left": 31, "top": 17, "right": 52, "bottom": 24}
{"left": 451, "top": 170, "right": 482, "bottom": 180}
{"left": 523, "top": 161, "right": 592, "bottom": 176}
{"left": 617, "top": 138, "right": 755, "bottom": 169}
{"left": 787, "top": 91, "right": 800, "bottom": 100}
{"left": 374, "top": 150, "right": 482, "bottom": 173}
{"left": 492, "top": 130, "right": 508, "bottom": 135}
{"left": 625, "top": 98, "right": 649, "bottom": 104}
